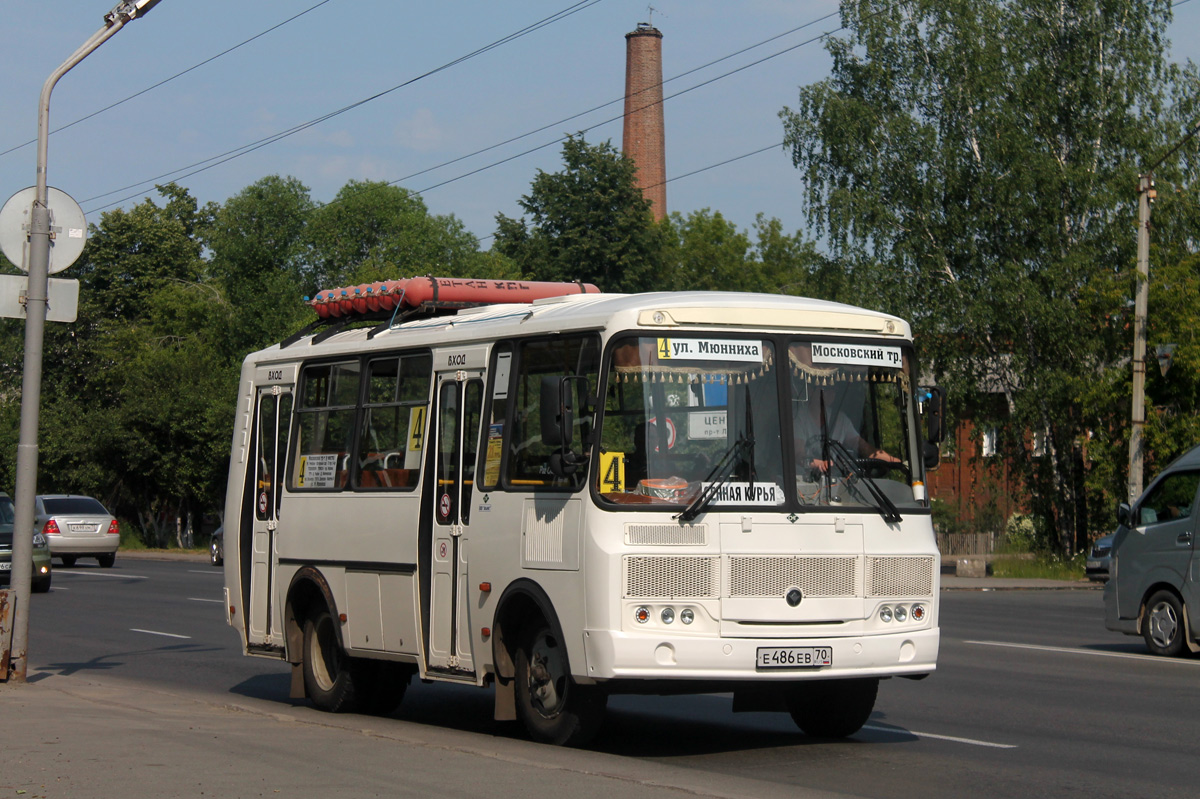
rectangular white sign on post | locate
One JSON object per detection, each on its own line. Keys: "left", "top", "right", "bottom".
{"left": 0, "top": 274, "right": 79, "bottom": 323}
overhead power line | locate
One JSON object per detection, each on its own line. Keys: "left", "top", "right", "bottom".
{"left": 213, "top": 10, "right": 845, "bottom": 220}
{"left": 82, "top": 0, "right": 606, "bottom": 211}
{"left": 0, "top": 0, "right": 338, "bottom": 161}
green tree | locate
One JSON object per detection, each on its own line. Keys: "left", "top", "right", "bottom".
{"left": 494, "top": 135, "right": 665, "bottom": 292}
{"left": 22, "top": 185, "right": 231, "bottom": 541}
{"left": 304, "top": 180, "right": 509, "bottom": 290}
{"left": 661, "top": 209, "right": 756, "bottom": 291}
{"left": 781, "top": 0, "right": 1200, "bottom": 550}
{"left": 202, "top": 175, "right": 314, "bottom": 359}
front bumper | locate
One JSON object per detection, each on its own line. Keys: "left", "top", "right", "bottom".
{"left": 0, "top": 547, "right": 52, "bottom": 584}
{"left": 581, "top": 626, "right": 939, "bottom": 682}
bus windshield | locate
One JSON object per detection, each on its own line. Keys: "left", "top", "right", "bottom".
{"left": 595, "top": 335, "right": 924, "bottom": 516}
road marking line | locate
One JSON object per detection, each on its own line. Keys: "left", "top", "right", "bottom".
{"left": 187, "top": 570, "right": 222, "bottom": 575}
{"left": 861, "top": 725, "right": 1017, "bottom": 749}
{"left": 131, "top": 628, "right": 191, "bottom": 639}
{"left": 56, "top": 570, "right": 147, "bottom": 580}
{"left": 189, "top": 597, "right": 223, "bottom": 603}
{"left": 965, "top": 639, "right": 1200, "bottom": 665}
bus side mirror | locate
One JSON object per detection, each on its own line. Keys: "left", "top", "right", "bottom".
{"left": 921, "top": 386, "right": 946, "bottom": 444}
{"left": 540, "top": 376, "right": 571, "bottom": 448}
{"left": 1117, "top": 502, "right": 1132, "bottom": 528}
{"left": 923, "top": 442, "right": 940, "bottom": 470}
{"left": 541, "top": 376, "right": 588, "bottom": 477}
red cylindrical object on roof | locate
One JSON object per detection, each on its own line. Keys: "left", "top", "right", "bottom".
{"left": 396, "top": 277, "right": 599, "bottom": 308}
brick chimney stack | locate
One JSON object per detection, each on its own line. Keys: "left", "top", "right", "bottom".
{"left": 623, "top": 23, "right": 666, "bottom": 221}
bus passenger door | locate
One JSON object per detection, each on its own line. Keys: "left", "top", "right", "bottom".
{"left": 248, "top": 386, "right": 292, "bottom": 646}
{"left": 427, "top": 371, "right": 484, "bottom": 674}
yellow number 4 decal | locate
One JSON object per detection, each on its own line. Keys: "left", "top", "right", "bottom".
{"left": 599, "top": 452, "right": 626, "bottom": 493}
{"left": 408, "top": 406, "right": 427, "bottom": 451}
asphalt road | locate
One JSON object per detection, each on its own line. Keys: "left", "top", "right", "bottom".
{"left": 19, "top": 560, "right": 1200, "bottom": 798}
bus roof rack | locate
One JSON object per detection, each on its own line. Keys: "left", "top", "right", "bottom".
{"left": 282, "top": 276, "right": 601, "bottom": 348}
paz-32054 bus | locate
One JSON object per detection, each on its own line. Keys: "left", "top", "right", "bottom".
{"left": 222, "top": 277, "right": 944, "bottom": 745}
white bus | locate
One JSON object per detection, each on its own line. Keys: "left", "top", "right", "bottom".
{"left": 222, "top": 278, "right": 945, "bottom": 745}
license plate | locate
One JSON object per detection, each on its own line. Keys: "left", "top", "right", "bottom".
{"left": 70, "top": 523, "right": 95, "bottom": 533}
{"left": 0, "top": 562, "right": 11, "bottom": 571}
{"left": 756, "top": 646, "right": 832, "bottom": 669}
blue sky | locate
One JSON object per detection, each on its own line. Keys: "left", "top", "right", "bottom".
{"left": 1, "top": 0, "right": 1197, "bottom": 252}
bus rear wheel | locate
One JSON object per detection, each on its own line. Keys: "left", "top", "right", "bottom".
{"left": 514, "top": 622, "right": 606, "bottom": 746}
{"left": 302, "top": 608, "right": 360, "bottom": 713}
{"left": 786, "top": 678, "right": 878, "bottom": 738}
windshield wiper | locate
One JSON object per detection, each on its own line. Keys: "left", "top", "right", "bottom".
{"left": 825, "top": 439, "right": 902, "bottom": 525}
{"left": 675, "top": 432, "right": 755, "bottom": 523}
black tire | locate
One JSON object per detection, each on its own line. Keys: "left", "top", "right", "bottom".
{"left": 786, "top": 678, "right": 879, "bottom": 738}
{"left": 59, "top": 555, "right": 76, "bottom": 568}
{"left": 302, "top": 608, "right": 361, "bottom": 713}
{"left": 97, "top": 553, "right": 116, "bottom": 568}
{"left": 1143, "top": 590, "right": 1187, "bottom": 657}
{"left": 514, "top": 622, "right": 606, "bottom": 746}
{"left": 32, "top": 574, "right": 51, "bottom": 593}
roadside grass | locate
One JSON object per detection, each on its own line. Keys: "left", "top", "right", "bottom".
{"left": 990, "top": 552, "right": 1086, "bottom": 580}
{"left": 118, "top": 524, "right": 209, "bottom": 555}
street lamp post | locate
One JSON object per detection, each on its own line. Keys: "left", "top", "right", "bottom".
{"left": 6, "top": 0, "right": 162, "bottom": 683}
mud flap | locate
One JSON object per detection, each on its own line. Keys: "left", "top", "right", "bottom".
{"left": 290, "top": 661, "right": 306, "bottom": 699}
{"left": 493, "top": 674, "right": 516, "bottom": 721}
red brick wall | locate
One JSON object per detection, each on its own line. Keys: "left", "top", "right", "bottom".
{"left": 623, "top": 26, "right": 667, "bottom": 221}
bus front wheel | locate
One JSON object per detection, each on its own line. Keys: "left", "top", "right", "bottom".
{"left": 302, "top": 608, "right": 360, "bottom": 713}
{"left": 514, "top": 622, "right": 606, "bottom": 746}
{"left": 786, "top": 678, "right": 878, "bottom": 738}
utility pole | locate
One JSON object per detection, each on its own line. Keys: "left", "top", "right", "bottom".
{"left": 1127, "top": 176, "right": 1154, "bottom": 502}
{"left": 1126, "top": 119, "right": 1200, "bottom": 504}
{"left": 6, "top": 0, "right": 162, "bottom": 684}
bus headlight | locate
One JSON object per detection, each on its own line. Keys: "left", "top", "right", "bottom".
{"left": 879, "top": 606, "right": 893, "bottom": 623}
{"left": 680, "top": 608, "right": 694, "bottom": 625}
{"left": 661, "top": 607, "right": 675, "bottom": 624}
{"left": 894, "top": 605, "right": 908, "bottom": 622}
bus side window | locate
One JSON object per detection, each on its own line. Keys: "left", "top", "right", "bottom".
{"left": 291, "top": 361, "right": 361, "bottom": 491}
{"left": 505, "top": 335, "right": 600, "bottom": 490}
{"left": 478, "top": 344, "right": 512, "bottom": 492}
{"left": 354, "top": 352, "right": 432, "bottom": 490}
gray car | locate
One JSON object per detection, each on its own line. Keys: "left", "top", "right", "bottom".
{"left": 0, "top": 492, "right": 52, "bottom": 592}
{"left": 1105, "top": 445, "right": 1200, "bottom": 656}
{"left": 36, "top": 494, "right": 120, "bottom": 568}
{"left": 1086, "top": 534, "right": 1113, "bottom": 582}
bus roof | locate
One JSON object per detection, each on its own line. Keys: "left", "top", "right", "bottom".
{"left": 248, "top": 291, "right": 913, "bottom": 365}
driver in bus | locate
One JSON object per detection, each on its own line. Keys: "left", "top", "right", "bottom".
{"left": 792, "top": 379, "right": 899, "bottom": 476}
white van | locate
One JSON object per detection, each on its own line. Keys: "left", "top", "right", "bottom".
{"left": 1105, "top": 445, "right": 1200, "bottom": 656}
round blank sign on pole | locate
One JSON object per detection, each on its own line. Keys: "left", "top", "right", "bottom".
{"left": 0, "top": 186, "right": 87, "bottom": 274}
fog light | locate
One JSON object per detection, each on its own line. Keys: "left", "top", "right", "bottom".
{"left": 879, "top": 606, "right": 893, "bottom": 622}
{"left": 911, "top": 604, "right": 926, "bottom": 622}
{"left": 39, "top": 565, "right": 49, "bottom": 575}
{"left": 894, "top": 605, "right": 908, "bottom": 622}
{"left": 661, "top": 607, "right": 675, "bottom": 624}
{"left": 635, "top": 606, "right": 650, "bottom": 624}
{"left": 680, "top": 608, "right": 694, "bottom": 625}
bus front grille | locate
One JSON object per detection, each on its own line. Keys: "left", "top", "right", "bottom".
{"left": 623, "top": 556, "right": 720, "bottom": 599}
{"left": 728, "top": 555, "right": 860, "bottom": 598}
{"left": 866, "top": 556, "right": 935, "bottom": 597}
